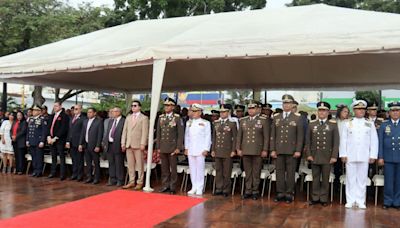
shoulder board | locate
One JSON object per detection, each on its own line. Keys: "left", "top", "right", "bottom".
{"left": 213, "top": 119, "right": 220, "bottom": 123}
{"left": 174, "top": 114, "right": 180, "bottom": 117}
{"left": 377, "top": 118, "right": 384, "bottom": 121}
{"left": 329, "top": 119, "right": 337, "bottom": 123}
{"left": 259, "top": 116, "right": 267, "bottom": 120}
{"left": 273, "top": 113, "right": 280, "bottom": 117}
{"left": 310, "top": 119, "right": 317, "bottom": 123}
{"left": 294, "top": 112, "right": 301, "bottom": 117}
{"left": 240, "top": 116, "right": 249, "bottom": 120}
{"left": 159, "top": 114, "right": 164, "bottom": 117}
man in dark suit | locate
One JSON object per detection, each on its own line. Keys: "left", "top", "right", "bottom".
{"left": 103, "top": 107, "right": 125, "bottom": 187}
{"left": 66, "top": 104, "right": 86, "bottom": 181}
{"left": 79, "top": 107, "right": 103, "bottom": 184}
{"left": 47, "top": 102, "right": 70, "bottom": 180}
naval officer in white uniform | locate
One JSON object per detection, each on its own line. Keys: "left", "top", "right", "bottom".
{"left": 339, "top": 100, "right": 378, "bottom": 209}
{"left": 184, "top": 103, "right": 211, "bottom": 196}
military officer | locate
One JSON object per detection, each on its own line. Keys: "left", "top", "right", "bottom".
{"left": 368, "top": 103, "right": 385, "bottom": 129}
{"left": 237, "top": 100, "right": 270, "bottom": 200}
{"left": 378, "top": 101, "right": 400, "bottom": 209}
{"left": 339, "top": 100, "right": 378, "bottom": 209}
{"left": 185, "top": 103, "right": 211, "bottom": 196}
{"left": 156, "top": 98, "right": 184, "bottom": 194}
{"left": 261, "top": 103, "right": 273, "bottom": 119}
{"left": 26, "top": 105, "right": 47, "bottom": 177}
{"left": 211, "top": 104, "right": 237, "bottom": 197}
{"left": 305, "top": 102, "right": 339, "bottom": 206}
{"left": 270, "top": 94, "right": 304, "bottom": 204}
{"left": 234, "top": 105, "right": 245, "bottom": 119}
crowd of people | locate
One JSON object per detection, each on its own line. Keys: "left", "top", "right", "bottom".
{"left": 0, "top": 94, "right": 399, "bottom": 210}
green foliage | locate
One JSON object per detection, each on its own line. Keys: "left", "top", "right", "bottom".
{"left": 289, "top": 0, "right": 400, "bottom": 14}
{"left": 92, "top": 95, "right": 128, "bottom": 115}
{"left": 355, "top": 90, "right": 380, "bottom": 105}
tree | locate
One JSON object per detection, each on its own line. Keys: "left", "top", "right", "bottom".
{"left": 0, "top": 0, "right": 113, "bottom": 106}
{"left": 289, "top": 0, "right": 400, "bottom": 14}
{"left": 54, "top": 88, "right": 85, "bottom": 103}
{"left": 113, "top": 0, "right": 266, "bottom": 23}
{"left": 224, "top": 90, "right": 253, "bottom": 105}
{"left": 355, "top": 90, "right": 380, "bottom": 106}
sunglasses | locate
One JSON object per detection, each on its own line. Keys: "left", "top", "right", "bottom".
{"left": 248, "top": 107, "right": 256, "bottom": 110}
{"left": 191, "top": 110, "right": 200, "bottom": 112}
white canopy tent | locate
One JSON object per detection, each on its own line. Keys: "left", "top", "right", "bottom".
{"left": 0, "top": 4, "right": 400, "bottom": 191}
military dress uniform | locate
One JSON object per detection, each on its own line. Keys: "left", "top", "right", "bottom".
{"left": 378, "top": 102, "right": 400, "bottom": 208}
{"left": 185, "top": 104, "right": 211, "bottom": 195}
{"left": 237, "top": 101, "right": 270, "bottom": 199}
{"left": 156, "top": 98, "right": 184, "bottom": 193}
{"left": 212, "top": 105, "right": 237, "bottom": 196}
{"left": 305, "top": 102, "right": 339, "bottom": 205}
{"left": 339, "top": 100, "right": 378, "bottom": 208}
{"left": 270, "top": 94, "right": 304, "bottom": 202}
{"left": 26, "top": 106, "right": 47, "bottom": 177}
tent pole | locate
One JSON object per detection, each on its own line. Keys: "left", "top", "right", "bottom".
{"left": 143, "top": 59, "right": 166, "bottom": 192}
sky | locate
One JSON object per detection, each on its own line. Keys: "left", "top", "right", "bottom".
{"left": 65, "top": 0, "right": 292, "bottom": 9}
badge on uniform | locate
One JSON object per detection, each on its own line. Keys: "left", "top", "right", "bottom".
{"left": 257, "top": 120, "right": 261, "bottom": 125}
{"left": 169, "top": 121, "right": 176, "bottom": 127}
{"left": 275, "top": 119, "right": 280, "bottom": 126}
{"left": 224, "top": 126, "right": 231, "bottom": 131}
{"left": 385, "top": 125, "right": 391, "bottom": 135}
{"left": 255, "top": 124, "right": 262, "bottom": 128}
{"left": 365, "top": 122, "right": 371, "bottom": 128}
{"left": 199, "top": 123, "right": 205, "bottom": 127}
{"left": 312, "top": 126, "right": 318, "bottom": 133}
{"left": 289, "top": 121, "right": 296, "bottom": 126}
{"left": 325, "top": 125, "right": 330, "bottom": 131}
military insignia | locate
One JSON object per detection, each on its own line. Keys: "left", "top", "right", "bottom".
{"left": 289, "top": 121, "right": 296, "bottom": 126}
{"left": 255, "top": 124, "right": 262, "bottom": 128}
{"left": 224, "top": 126, "right": 231, "bottom": 131}
{"left": 325, "top": 125, "right": 330, "bottom": 131}
{"left": 364, "top": 122, "right": 371, "bottom": 128}
{"left": 199, "top": 123, "right": 205, "bottom": 126}
{"left": 275, "top": 119, "right": 280, "bottom": 126}
{"left": 257, "top": 120, "right": 261, "bottom": 125}
{"left": 312, "top": 126, "right": 318, "bottom": 133}
{"left": 169, "top": 121, "right": 176, "bottom": 127}
{"left": 385, "top": 125, "right": 391, "bottom": 135}
{"left": 188, "top": 120, "right": 192, "bottom": 127}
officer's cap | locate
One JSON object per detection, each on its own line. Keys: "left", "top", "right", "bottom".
{"left": 163, "top": 97, "right": 176, "bottom": 106}
{"left": 219, "top": 104, "right": 232, "bottom": 112}
{"left": 388, "top": 101, "right": 400, "bottom": 111}
{"left": 190, "top": 103, "right": 203, "bottom": 111}
{"left": 211, "top": 110, "right": 220, "bottom": 115}
{"left": 247, "top": 100, "right": 260, "bottom": 109}
{"left": 317, "top": 101, "right": 331, "bottom": 110}
{"left": 367, "top": 102, "right": 378, "bottom": 110}
{"left": 352, "top": 100, "right": 367, "bottom": 109}
{"left": 235, "top": 105, "right": 245, "bottom": 111}
{"left": 32, "top": 105, "right": 42, "bottom": 111}
{"left": 262, "top": 103, "right": 272, "bottom": 110}
{"left": 282, "top": 94, "right": 295, "bottom": 103}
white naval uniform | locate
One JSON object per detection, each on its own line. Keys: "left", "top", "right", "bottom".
{"left": 185, "top": 118, "right": 211, "bottom": 194}
{"left": 339, "top": 117, "right": 378, "bottom": 206}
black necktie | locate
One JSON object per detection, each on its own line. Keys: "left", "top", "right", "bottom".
{"left": 320, "top": 121, "right": 324, "bottom": 125}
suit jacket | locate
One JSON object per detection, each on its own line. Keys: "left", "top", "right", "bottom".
{"left": 49, "top": 110, "right": 70, "bottom": 141}
{"left": 121, "top": 112, "right": 149, "bottom": 149}
{"left": 305, "top": 119, "right": 339, "bottom": 164}
{"left": 103, "top": 116, "right": 125, "bottom": 153}
{"left": 156, "top": 113, "right": 184, "bottom": 153}
{"left": 270, "top": 112, "right": 304, "bottom": 155}
{"left": 11, "top": 120, "right": 27, "bottom": 148}
{"left": 212, "top": 118, "right": 237, "bottom": 158}
{"left": 378, "top": 120, "right": 400, "bottom": 163}
{"left": 79, "top": 117, "right": 104, "bottom": 152}
{"left": 26, "top": 116, "right": 47, "bottom": 146}
{"left": 236, "top": 115, "right": 270, "bottom": 156}
{"left": 67, "top": 114, "right": 87, "bottom": 147}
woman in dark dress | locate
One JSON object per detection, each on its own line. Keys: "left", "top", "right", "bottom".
{"left": 11, "top": 111, "right": 27, "bottom": 175}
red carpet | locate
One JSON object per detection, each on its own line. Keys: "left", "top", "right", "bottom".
{"left": 0, "top": 190, "right": 205, "bottom": 228}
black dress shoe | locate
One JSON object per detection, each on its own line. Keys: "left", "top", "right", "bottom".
{"left": 242, "top": 193, "right": 252, "bottom": 200}
{"left": 213, "top": 191, "right": 223, "bottom": 196}
{"left": 223, "top": 193, "right": 229, "bottom": 197}
{"left": 285, "top": 195, "right": 293, "bottom": 204}
{"left": 30, "top": 173, "right": 37, "bottom": 177}
{"left": 47, "top": 174, "right": 55, "bottom": 179}
{"left": 60, "top": 177, "right": 66, "bottom": 181}
{"left": 309, "top": 200, "right": 319, "bottom": 205}
{"left": 274, "top": 196, "right": 284, "bottom": 202}
{"left": 92, "top": 180, "right": 99, "bottom": 185}
{"left": 106, "top": 182, "right": 116, "bottom": 186}
{"left": 158, "top": 187, "right": 170, "bottom": 193}
{"left": 169, "top": 190, "right": 176, "bottom": 195}
{"left": 252, "top": 194, "right": 260, "bottom": 200}
{"left": 321, "top": 202, "right": 328, "bottom": 207}
{"left": 116, "top": 182, "right": 123, "bottom": 187}
{"left": 76, "top": 177, "right": 83, "bottom": 182}
{"left": 70, "top": 176, "right": 77, "bottom": 181}
{"left": 382, "top": 205, "right": 390, "bottom": 209}
{"left": 85, "top": 178, "right": 93, "bottom": 184}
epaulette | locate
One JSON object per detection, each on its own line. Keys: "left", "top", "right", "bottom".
{"left": 174, "top": 114, "right": 180, "bottom": 117}
{"left": 273, "top": 113, "right": 280, "bottom": 117}
{"left": 259, "top": 116, "right": 267, "bottom": 120}
{"left": 377, "top": 117, "right": 384, "bottom": 121}
{"left": 329, "top": 119, "right": 337, "bottom": 123}
{"left": 294, "top": 112, "right": 301, "bottom": 117}
{"left": 240, "top": 116, "right": 249, "bottom": 120}
{"left": 159, "top": 114, "right": 164, "bottom": 117}
{"left": 310, "top": 119, "right": 317, "bottom": 123}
